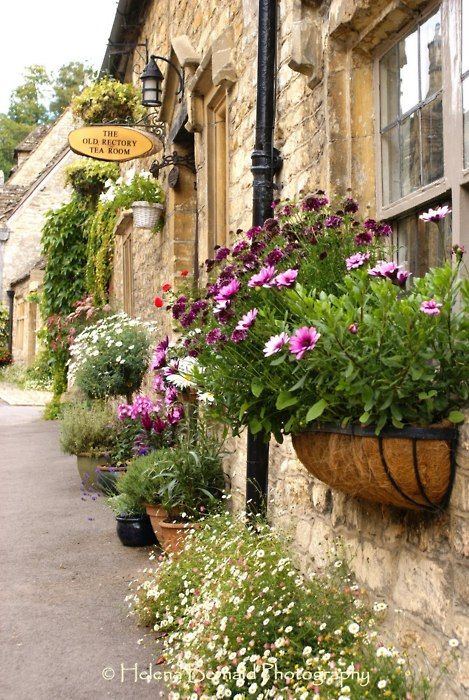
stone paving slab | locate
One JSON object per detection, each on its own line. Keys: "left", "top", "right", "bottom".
{"left": 0, "top": 381, "right": 52, "bottom": 406}
{"left": 0, "top": 405, "right": 165, "bottom": 699}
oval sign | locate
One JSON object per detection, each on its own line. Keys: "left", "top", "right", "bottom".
{"left": 68, "top": 125, "right": 160, "bottom": 162}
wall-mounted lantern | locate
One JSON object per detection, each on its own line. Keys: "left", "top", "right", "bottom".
{"left": 140, "top": 55, "right": 184, "bottom": 109}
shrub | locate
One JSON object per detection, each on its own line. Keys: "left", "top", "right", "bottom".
{"left": 131, "top": 513, "right": 441, "bottom": 698}
{"left": 107, "top": 452, "right": 163, "bottom": 516}
{"left": 69, "top": 313, "right": 154, "bottom": 402}
{"left": 65, "top": 159, "right": 119, "bottom": 198}
{"left": 71, "top": 76, "right": 145, "bottom": 125}
{"left": 59, "top": 400, "right": 117, "bottom": 456}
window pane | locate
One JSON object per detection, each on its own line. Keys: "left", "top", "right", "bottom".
{"left": 400, "top": 113, "right": 421, "bottom": 196}
{"left": 421, "top": 97, "right": 444, "bottom": 184}
{"left": 395, "top": 214, "right": 414, "bottom": 269}
{"left": 420, "top": 10, "right": 442, "bottom": 100}
{"left": 380, "top": 45, "right": 399, "bottom": 127}
{"left": 464, "top": 78, "right": 469, "bottom": 169}
{"left": 382, "top": 125, "right": 400, "bottom": 205}
{"left": 393, "top": 204, "right": 452, "bottom": 277}
{"left": 399, "top": 30, "right": 420, "bottom": 114}
{"left": 463, "top": 0, "right": 469, "bottom": 74}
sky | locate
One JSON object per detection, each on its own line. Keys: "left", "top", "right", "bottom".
{"left": 0, "top": 0, "right": 118, "bottom": 113}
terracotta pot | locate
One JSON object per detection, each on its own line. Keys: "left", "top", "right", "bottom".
{"left": 144, "top": 503, "right": 168, "bottom": 543}
{"left": 158, "top": 520, "right": 198, "bottom": 554}
{"left": 76, "top": 453, "right": 110, "bottom": 490}
{"left": 292, "top": 423, "right": 458, "bottom": 512}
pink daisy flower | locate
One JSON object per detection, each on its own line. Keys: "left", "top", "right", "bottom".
{"left": 263, "top": 332, "right": 290, "bottom": 357}
{"left": 420, "top": 300, "right": 442, "bottom": 316}
{"left": 235, "top": 308, "right": 258, "bottom": 331}
{"left": 289, "top": 326, "right": 321, "bottom": 359}
{"left": 273, "top": 269, "right": 298, "bottom": 288}
{"left": 248, "top": 265, "right": 277, "bottom": 288}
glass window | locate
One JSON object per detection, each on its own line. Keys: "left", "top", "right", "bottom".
{"left": 379, "top": 8, "right": 443, "bottom": 204}
{"left": 462, "top": 0, "right": 469, "bottom": 168}
{"left": 394, "top": 203, "right": 452, "bottom": 276}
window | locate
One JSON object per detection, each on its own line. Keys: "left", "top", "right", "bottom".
{"left": 380, "top": 8, "right": 443, "bottom": 206}
{"left": 376, "top": 1, "right": 469, "bottom": 274}
{"left": 206, "top": 87, "right": 228, "bottom": 252}
{"left": 122, "top": 232, "right": 134, "bottom": 316}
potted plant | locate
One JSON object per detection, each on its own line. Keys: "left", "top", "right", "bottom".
{"left": 107, "top": 494, "right": 156, "bottom": 547}
{"left": 162, "top": 195, "right": 467, "bottom": 512}
{"left": 71, "top": 76, "right": 145, "bottom": 125}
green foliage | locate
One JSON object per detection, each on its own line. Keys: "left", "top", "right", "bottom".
{"left": 0, "top": 116, "right": 32, "bottom": 176}
{"left": 106, "top": 492, "right": 145, "bottom": 517}
{"left": 49, "top": 61, "right": 96, "bottom": 119}
{"left": 70, "top": 76, "right": 145, "bottom": 125}
{"left": 59, "top": 400, "right": 118, "bottom": 455}
{"left": 107, "top": 452, "right": 163, "bottom": 516}
{"left": 0, "top": 350, "right": 52, "bottom": 390}
{"left": 0, "top": 304, "right": 9, "bottom": 351}
{"left": 8, "top": 64, "right": 50, "bottom": 124}
{"left": 132, "top": 513, "right": 437, "bottom": 698}
{"left": 64, "top": 159, "right": 119, "bottom": 198}
{"left": 70, "top": 314, "right": 152, "bottom": 401}
{"left": 86, "top": 173, "right": 163, "bottom": 304}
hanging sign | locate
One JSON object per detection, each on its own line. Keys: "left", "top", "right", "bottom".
{"left": 68, "top": 125, "right": 160, "bottom": 162}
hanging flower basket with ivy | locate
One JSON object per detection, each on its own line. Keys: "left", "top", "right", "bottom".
{"left": 71, "top": 76, "right": 145, "bottom": 125}
{"left": 132, "top": 200, "right": 164, "bottom": 229}
{"left": 156, "top": 195, "right": 467, "bottom": 513}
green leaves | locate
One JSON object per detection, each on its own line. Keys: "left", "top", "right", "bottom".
{"left": 276, "top": 391, "right": 298, "bottom": 410}
{"left": 448, "top": 410, "right": 465, "bottom": 424}
{"left": 306, "top": 399, "right": 328, "bottom": 423}
{"left": 251, "top": 379, "right": 264, "bottom": 397}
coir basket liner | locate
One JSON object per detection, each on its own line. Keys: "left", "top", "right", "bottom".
{"left": 292, "top": 424, "right": 458, "bottom": 512}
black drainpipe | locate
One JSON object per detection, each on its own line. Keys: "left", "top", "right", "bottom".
{"left": 6, "top": 289, "right": 15, "bottom": 356}
{"left": 247, "top": 0, "right": 279, "bottom": 516}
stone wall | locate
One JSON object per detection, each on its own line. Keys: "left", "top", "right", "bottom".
{"left": 111, "top": 0, "right": 468, "bottom": 694}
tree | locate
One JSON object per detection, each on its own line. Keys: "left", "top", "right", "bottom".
{"left": 8, "top": 64, "right": 50, "bottom": 125}
{"left": 49, "top": 61, "right": 96, "bottom": 119}
{"left": 0, "top": 115, "right": 32, "bottom": 176}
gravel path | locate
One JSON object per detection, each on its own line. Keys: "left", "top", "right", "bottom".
{"left": 0, "top": 405, "right": 165, "bottom": 699}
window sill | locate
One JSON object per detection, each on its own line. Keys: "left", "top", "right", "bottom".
{"left": 378, "top": 179, "right": 450, "bottom": 220}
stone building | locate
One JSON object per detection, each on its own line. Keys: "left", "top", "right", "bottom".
{"left": 103, "top": 0, "right": 468, "bottom": 693}
{"left": 0, "top": 110, "right": 82, "bottom": 364}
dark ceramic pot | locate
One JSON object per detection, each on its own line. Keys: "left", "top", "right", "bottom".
{"left": 115, "top": 514, "right": 157, "bottom": 547}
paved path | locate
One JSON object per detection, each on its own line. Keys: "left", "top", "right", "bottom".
{"left": 0, "top": 381, "right": 52, "bottom": 406}
{"left": 0, "top": 405, "right": 165, "bottom": 699}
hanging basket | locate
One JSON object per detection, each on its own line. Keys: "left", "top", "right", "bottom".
{"left": 292, "top": 423, "right": 458, "bottom": 512}
{"left": 131, "top": 201, "right": 164, "bottom": 229}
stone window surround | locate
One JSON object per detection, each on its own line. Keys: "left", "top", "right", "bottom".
{"left": 372, "top": 0, "right": 469, "bottom": 254}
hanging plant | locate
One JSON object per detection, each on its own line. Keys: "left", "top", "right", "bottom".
{"left": 71, "top": 76, "right": 146, "bottom": 125}
{"left": 65, "top": 159, "right": 119, "bottom": 199}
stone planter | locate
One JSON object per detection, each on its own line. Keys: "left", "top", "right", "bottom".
{"left": 132, "top": 201, "right": 164, "bottom": 229}
{"left": 144, "top": 503, "right": 168, "bottom": 544}
{"left": 158, "top": 520, "right": 199, "bottom": 554}
{"left": 76, "top": 453, "right": 110, "bottom": 490}
{"left": 96, "top": 464, "right": 127, "bottom": 494}
{"left": 292, "top": 423, "right": 458, "bottom": 512}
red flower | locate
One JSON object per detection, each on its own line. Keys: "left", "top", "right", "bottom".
{"left": 153, "top": 296, "right": 164, "bottom": 308}
{"left": 162, "top": 283, "right": 171, "bottom": 292}
{"left": 180, "top": 269, "right": 189, "bottom": 277}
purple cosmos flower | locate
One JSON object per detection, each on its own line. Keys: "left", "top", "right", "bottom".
{"left": 232, "top": 239, "right": 248, "bottom": 256}
{"left": 245, "top": 225, "right": 263, "bottom": 240}
{"left": 180, "top": 310, "right": 197, "bottom": 328}
{"left": 240, "top": 252, "right": 260, "bottom": 270}
{"left": 289, "top": 326, "right": 321, "bottom": 360}
{"left": 171, "top": 296, "right": 187, "bottom": 320}
{"left": 231, "top": 328, "right": 248, "bottom": 343}
{"left": 263, "top": 332, "right": 290, "bottom": 357}
{"left": 348, "top": 323, "right": 358, "bottom": 334}
{"left": 419, "top": 205, "right": 451, "bottom": 222}
{"left": 214, "top": 279, "right": 241, "bottom": 307}
{"left": 251, "top": 240, "right": 267, "bottom": 255}
{"left": 206, "top": 328, "right": 225, "bottom": 345}
{"left": 301, "top": 195, "right": 329, "bottom": 212}
{"left": 420, "top": 299, "right": 443, "bottom": 316}
{"left": 368, "top": 260, "right": 410, "bottom": 287}
{"left": 248, "top": 265, "right": 277, "bottom": 288}
{"left": 215, "top": 246, "right": 231, "bottom": 261}
{"left": 396, "top": 270, "right": 411, "bottom": 286}
{"left": 364, "top": 218, "right": 378, "bottom": 231}
{"left": 273, "top": 268, "right": 298, "bottom": 288}
{"left": 374, "top": 222, "right": 392, "bottom": 237}
{"left": 265, "top": 247, "right": 285, "bottom": 266}
{"left": 264, "top": 217, "right": 280, "bottom": 233}
{"left": 235, "top": 308, "right": 258, "bottom": 331}
{"left": 354, "top": 230, "right": 373, "bottom": 246}
{"left": 346, "top": 252, "right": 370, "bottom": 271}
{"left": 324, "top": 215, "right": 343, "bottom": 229}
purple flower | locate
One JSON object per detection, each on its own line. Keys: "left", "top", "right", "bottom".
{"left": 348, "top": 323, "right": 358, "bottom": 334}
{"left": 117, "top": 403, "right": 133, "bottom": 420}
{"left": 180, "top": 310, "right": 197, "bottom": 328}
{"left": 215, "top": 246, "right": 231, "bottom": 261}
{"left": 245, "top": 226, "right": 263, "bottom": 240}
{"left": 289, "top": 326, "right": 321, "bottom": 360}
{"left": 364, "top": 218, "right": 378, "bottom": 231}
{"left": 301, "top": 195, "right": 329, "bottom": 212}
{"left": 240, "top": 252, "right": 260, "bottom": 270}
{"left": 265, "top": 247, "right": 285, "bottom": 266}
{"left": 206, "top": 328, "right": 225, "bottom": 345}
{"left": 153, "top": 373, "right": 165, "bottom": 392}
{"left": 264, "top": 217, "right": 280, "bottom": 233}
{"left": 263, "top": 332, "right": 290, "bottom": 357}
{"left": 248, "top": 265, "right": 277, "bottom": 288}
{"left": 419, "top": 205, "right": 451, "bottom": 222}
{"left": 343, "top": 197, "right": 359, "bottom": 213}
{"left": 235, "top": 308, "right": 258, "bottom": 331}
{"left": 153, "top": 417, "right": 167, "bottom": 433}
{"left": 324, "top": 215, "right": 343, "bottom": 229}
{"left": 374, "top": 222, "right": 392, "bottom": 237}
{"left": 346, "top": 252, "right": 370, "bottom": 271}
{"left": 214, "top": 306, "right": 235, "bottom": 325}
{"left": 167, "top": 405, "right": 184, "bottom": 425}
{"left": 171, "top": 296, "right": 187, "bottom": 320}
{"left": 354, "top": 230, "right": 373, "bottom": 246}
{"left": 396, "top": 270, "right": 411, "bottom": 286}
{"left": 165, "top": 386, "right": 179, "bottom": 405}
{"left": 231, "top": 328, "right": 248, "bottom": 343}
{"left": 273, "top": 268, "right": 298, "bottom": 288}
{"left": 420, "top": 299, "right": 443, "bottom": 316}
{"left": 232, "top": 239, "right": 248, "bottom": 256}
{"left": 214, "top": 279, "right": 240, "bottom": 307}
{"left": 368, "top": 260, "right": 410, "bottom": 287}
{"left": 279, "top": 204, "right": 293, "bottom": 216}
{"left": 251, "top": 240, "right": 267, "bottom": 255}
